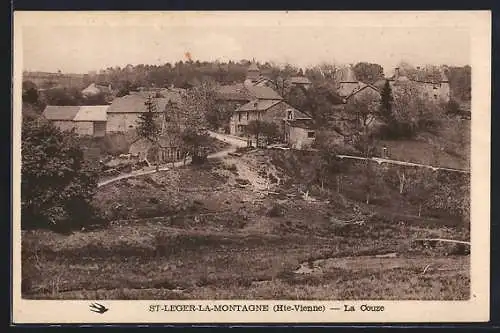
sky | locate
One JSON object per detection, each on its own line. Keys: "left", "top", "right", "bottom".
{"left": 19, "top": 12, "right": 472, "bottom": 76}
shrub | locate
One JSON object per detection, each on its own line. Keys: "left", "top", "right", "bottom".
{"left": 21, "top": 119, "right": 103, "bottom": 232}
{"left": 267, "top": 203, "right": 285, "bottom": 217}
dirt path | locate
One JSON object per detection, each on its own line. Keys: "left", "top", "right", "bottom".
{"left": 209, "top": 131, "right": 469, "bottom": 174}
{"left": 98, "top": 147, "right": 238, "bottom": 188}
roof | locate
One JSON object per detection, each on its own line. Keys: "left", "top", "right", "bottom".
{"left": 389, "top": 67, "right": 449, "bottom": 84}
{"left": 264, "top": 101, "right": 312, "bottom": 120}
{"left": 291, "top": 108, "right": 312, "bottom": 120}
{"left": 288, "top": 119, "right": 315, "bottom": 130}
{"left": 42, "top": 106, "right": 81, "bottom": 121}
{"left": 216, "top": 84, "right": 252, "bottom": 101}
{"left": 236, "top": 99, "right": 282, "bottom": 112}
{"left": 337, "top": 81, "right": 363, "bottom": 97}
{"left": 246, "top": 85, "right": 283, "bottom": 100}
{"left": 107, "top": 94, "right": 168, "bottom": 113}
{"left": 73, "top": 106, "right": 109, "bottom": 122}
{"left": 216, "top": 83, "right": 282, "bottom": 101}
{"left": 289, "top": 76, "right": 312, "bottom": 85}
{"left": 344, "top": 83, "right": 381, "bottom": 101}
{"left": 82, "top": 83, "right": 112, "bottom": 95}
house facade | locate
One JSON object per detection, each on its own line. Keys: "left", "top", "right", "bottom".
{"left": 284, "top": 119, "right": 316, "bottom": 150}
{"left": 106, "top": 92, "right": 173, "bottom": 133}
{"left": 385, "top": 67, "right": 451, "bottom": 103}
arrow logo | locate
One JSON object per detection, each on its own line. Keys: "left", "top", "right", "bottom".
{"left": 89, "top": 302, "right": 109, "bottom": 314}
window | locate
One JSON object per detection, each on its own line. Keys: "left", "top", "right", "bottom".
{"left": 246, "top": 112, "right": 249, "bottom": 120}
{"left": 434, "top": 94, "right": 438, "bottom": 99}
{"left": 287, "top": 110, "right": 293, "bottom": 120}
{"left": 238, "top": 113, "right": 242, "bottom": 122}
{"left": 307, "top": 131, "right": 315, "bottom": 138}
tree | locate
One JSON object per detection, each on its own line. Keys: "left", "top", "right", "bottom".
{"left": 379, "top": 79, "right": 394, "bottom": 124}
{"left": 405, "top": 168, "right": 439, "bottom": 217}
{"left": 299, "top": 82, "right": 343, "bottom": 126}
{"left": 245, "top": 120, "right": 266, "bottom": 147}
{"left": 22, "top": 81, "right": 39, "bottom": 104}
{"left": 261, "top": 121, "right": 281, "bottom": 144}
{"left": 313, "top": 131, "right": 345, "bottom": 191}
{"left": 179, "top": 82, "right": 215, "bottom": 164}
{"left": 359, "top": 160, "right": 384, "bottom": 205}
{"left": 428, "top": 172, "right": 470, "bottom": 223}
{"left": 42, "top": 87, "right": 84, "bottom": 106}
{"left": 21, "top": 119, "right": 101, "bottom": 232}
{"left": 345, "top": 93, "right": 380, "bottom": 135}
{"left": 352, "top": 62, "right": 385, "bottom": 84}
{"left": 245, "top": 120, "right": 280, "bottom": 147}
{"left": 136, "top": 97, "right": 160, "bottom": 140}
{"left": 82, "top": 92, "right": 108, "bottom": 105}
{"left": 205, "top": 100, "right": 233, "bottom": 132}
{"left": 447, "top": 65, "right": 471, "bottom": 101}
{"left": 181, "top": 127, "right": 209, "bottom": 164}
{"left": 287, "top": 85, "right": 309, "bottom": 112}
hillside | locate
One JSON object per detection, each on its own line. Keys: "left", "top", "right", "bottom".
{"left": 22, "top": 149, "right": 470, "bottom": 300}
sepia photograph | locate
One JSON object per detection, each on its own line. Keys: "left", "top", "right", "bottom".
{"left": 12, "top": 11, "right": 491, "bottom": 323}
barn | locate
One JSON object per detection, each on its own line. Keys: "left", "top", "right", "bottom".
{"left": 42, "top": 105, "right": 109, "bottom": 137}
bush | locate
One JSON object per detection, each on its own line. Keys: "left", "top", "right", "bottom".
{"left": 267, "top": 203, "right": 285, "bottom": 217}
{"left": 21, "top": 119, "right": 103, "bottom": 232}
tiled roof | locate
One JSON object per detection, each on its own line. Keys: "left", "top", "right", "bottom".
{"left": 217, "top": 81, "right": 283, "bottom": 101}
{"left": 246, "top": 85, "right": 283, "bottom": 100}
{"left": 73, "top": 106, "right": 109, "bottom": 122}
{"left": 236, "top": 99, "right": 282, "bottom": 112}
{"left": 107, "top": 94, "right": 168, "bottom": 113}
{"left": 42, "top": 106, "right": 81, "bottom": 121}
{"left": 216, "top": 84, "right": 252, "bottom": 101}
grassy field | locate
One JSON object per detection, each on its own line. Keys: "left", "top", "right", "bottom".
{"left": 375, "top": 119, "right": 471, "bottom": 170}
{"left": 22, "top": 154, "right": 470, "bottom": 300}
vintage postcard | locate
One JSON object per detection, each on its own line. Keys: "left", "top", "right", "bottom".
{"left": 12, "top": 11, "right": 491, "bottom": 324}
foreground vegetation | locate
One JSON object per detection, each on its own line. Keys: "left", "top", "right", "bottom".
{"left": 22, "top": 154, "right": 470, "bottom": 300}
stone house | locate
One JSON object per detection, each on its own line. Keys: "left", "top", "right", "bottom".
{"left": 375, "top": 67, "right": 451, "bottom": 103}
{"left": 231, "top": 98, "right": 316, "bottom": 148}
{"left": 42, "top": 105, "right": 109, "bottom": 137}
{"left": 284, "top": 118, "right": 316, "bottom": 150}
{"left": 106, "top": 92, "right": 178, "bottom": 133}
{"left": 82, "top": 83, "right": 113, "bottom": 96}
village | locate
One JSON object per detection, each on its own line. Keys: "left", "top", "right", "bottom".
{"left": 21, "top": 56, "right": 472, "bottom": 301}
